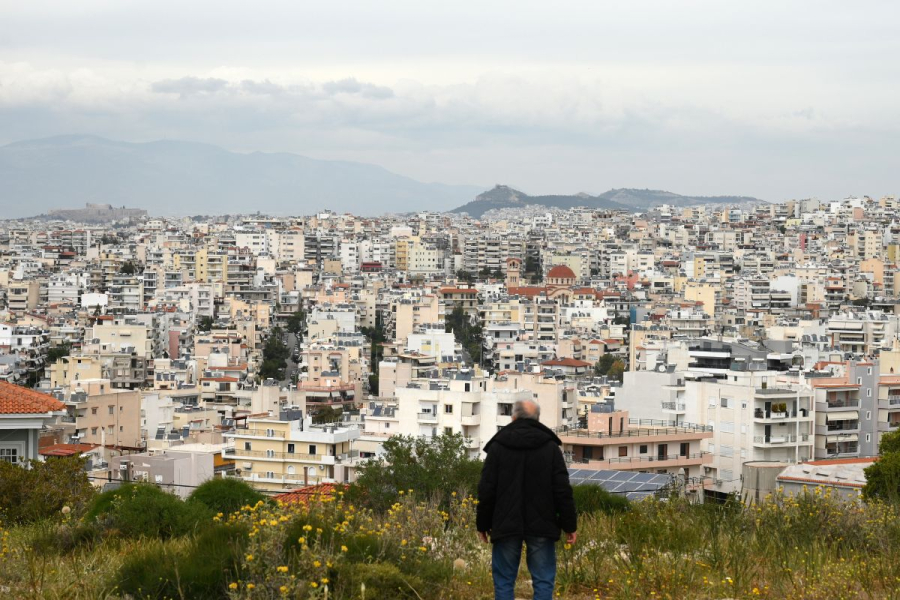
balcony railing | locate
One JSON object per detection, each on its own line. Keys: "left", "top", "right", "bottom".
{"left": 661, "top": 402, "right": 687, "bottom": 411}
{"left": 824, "top": 399, "right": 860, "bottom": 409}
{"left": 226, "top": 449, "right": 319, "bottom": 461}
{"left": 753, "top": 434, "right": 809, "bottom": 444}
{"left": 229, "top": 429, "right": 287, "bottom": 438}
{"left": 569, "top": 452, "right": 710, "bottom": 466}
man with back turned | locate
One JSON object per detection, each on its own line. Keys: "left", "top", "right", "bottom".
{"left": 476, "top": 399, "right": 577, "bottom": 600}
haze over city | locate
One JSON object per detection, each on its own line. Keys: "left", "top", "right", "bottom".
{"left": 2, "top": 0, "right": 899, "bottom": 208}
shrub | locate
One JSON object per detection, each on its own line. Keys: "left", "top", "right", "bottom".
{"left": 86, "top": 483, "right": 211, "bottom": 539}
{"left": 349, "top": 433, "right": 482, "bottom": 512}
{"left": 114, "top": 523, "right": 248, "bottom": 599}
{"left": 188, "top": 478, "right": 265, "bottom": 515}
{"left": 333, "top": 562, "right": 425, "bottom": 599}
{"left": 572, "top": 484, "right": 629, "bottom": 515}
{"left": 0, "top": 456, "right": 95, "bottom": 524}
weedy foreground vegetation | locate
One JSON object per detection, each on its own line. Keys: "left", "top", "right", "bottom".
{"left": 3, "top": 434, "right": 900, "bottom": 599}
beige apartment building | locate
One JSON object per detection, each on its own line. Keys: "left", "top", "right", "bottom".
{"left": 224, "top": 414, "right": 360, "bottom": 492}
{"left": 63, "top": 381, "right": 143, "bottom": 449}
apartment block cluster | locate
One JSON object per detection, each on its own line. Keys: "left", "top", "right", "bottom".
{"left": 1, "top": 194, "right": 899, "bottom": 501}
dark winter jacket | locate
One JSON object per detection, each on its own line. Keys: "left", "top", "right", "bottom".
{"left": 476, "top": 418, "right": 577, "bottom": 542}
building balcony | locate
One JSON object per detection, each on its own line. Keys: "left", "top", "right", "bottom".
{"left": 661, "top": 401, "right": 686, "bottom": 413}
{"left": 752, "top": 434, "right": 811, "bottom": 447}
{"left": 417, "top": 412, "right": 438, "bottom": 424}
{"left": 229, "top": 429, "right": 287, "bottom": 439}
{"left": 461, "top": 414, "right": 480, "bottom": 426}
{"left": 225, "top": 448, "right": 320, "bottom": 462}
{"left": 754, "top": 388, "right": 799, "bottom": 397}
{"left": 753, "top": 409, "right": 810, "bottom": 422}
{"left": 569, "top": 452, "right": 712, "bottom": 470}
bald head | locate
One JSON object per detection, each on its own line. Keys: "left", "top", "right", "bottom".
{"left": 512, "top": 399, "right": 540, "bottom": 421}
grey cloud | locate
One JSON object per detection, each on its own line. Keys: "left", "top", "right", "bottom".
{"left": 151, "top": 76, "right": 229, "bottom": 96}
{"left": 322, "top": 78, "right": 394, "bottom": 99}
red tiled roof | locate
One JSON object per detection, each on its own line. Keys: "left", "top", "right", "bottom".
{"left": 0, "top": 382, "right": 66, "bottom": 415}
{"left": 40, "top": 443, "right": 99, "bottom": 457}
{"left": 274, "top": 483, "right": 344, "bottom": 504}
{"left": 541, "top": 358, "right": 592, "bottom": 368}
{"left": 547, "top": 265, "right": 576, "bottom": 279}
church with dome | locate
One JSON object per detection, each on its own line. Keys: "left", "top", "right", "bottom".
{"left": 504, "top": 258, "right": 601, "bottom": 303}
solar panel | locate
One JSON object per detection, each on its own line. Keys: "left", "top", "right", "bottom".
{"left": 568, "top": 468, "right": 672, "bottom": 500}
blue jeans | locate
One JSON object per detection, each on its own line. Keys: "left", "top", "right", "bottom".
{"left": 492, "top": 536, "right": 556, "bottom": 600}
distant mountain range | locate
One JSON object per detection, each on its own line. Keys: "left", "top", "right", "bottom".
{"left": 450, "top": 185, "right": 764, "bottom": 218}
{"left": 0, "top": 135, "right": 483, "bottom": 218}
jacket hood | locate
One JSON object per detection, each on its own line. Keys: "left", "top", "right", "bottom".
{"left": 484, "top": 418, "right": 562, "bottom": 452}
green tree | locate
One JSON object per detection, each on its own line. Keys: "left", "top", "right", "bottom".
{"left": 47, "top": 341, "right": 72, "bottom": 363}
{"left": 607, "top": 359, "right": 626, "bottom": 382}
{"left": 863, "top": 452, "right": 900, "bottom": 503}
{"left": 862, "top": 430, "right": 900, "bottom": 502}
{"left": 258, "top": 327, "right": 290, "bottom": 380}
{"left": 446, "top": 305, "right": 484, "bottom": 366}
{"left": 285, "top": 309, "right": 306, "bottom": 339}
{"left": 595, "top": 353, "right": 616, "bottom": 376}
{"left": 456, "top": 269, "right": 475, "bottom": 283}
{"left": 878, "top": 429, "right": 900, "bottom": 455}
{"left": 119, "top": 260, "right": 139, "bottom": 275}
{"left": 197, "top": 316, "right": 215, "bottom": 332}
{"left": 0, "top": 456, "right": 95, "bottom": 523}
{"left": 348, "top": 433, "right": 482, "bottom": 512}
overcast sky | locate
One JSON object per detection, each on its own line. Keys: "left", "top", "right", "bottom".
{"left": 1, "top": 1, "right": 898, "bottom": 201}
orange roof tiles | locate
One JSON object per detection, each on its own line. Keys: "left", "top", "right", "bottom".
{"left": 541, "top": 358, "right": 592, "bottom": 368}
{"left": 0, "top": 382, "right": 66, "bottom": 415}
{"left": 274, "top": 483, "right": 344, "bottom": 504}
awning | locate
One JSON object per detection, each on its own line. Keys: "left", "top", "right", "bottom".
{"left": 826, "top": 410, "right": 858, "bottom": 421}
{"left": 826, "top": 433, "right": 858, "bottom": 443}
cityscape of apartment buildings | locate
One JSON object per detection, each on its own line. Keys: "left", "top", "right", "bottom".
{"left": 2, "top": 194, "right": 900, "bottom": 502}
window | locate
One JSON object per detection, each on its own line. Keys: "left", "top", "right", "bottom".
{"left": 108, "top": 406, "right": 114, "bottom": 415}
{"left": 680, "top": 442, "right": 689, "bottom": 457}
{"left": 721, "top": 445, "right": 734, "bottom": 457}
{"left": 867, "top": 389, "right": 872, "bottom": 398}
{"left": 91, "top": 427, "right": 98, "bottom": 435}
{"left": 444, "top": 405, "right": 453, "bottom": 414}
{"left": 119, "top": 426, "right": 123, "bottom": 432}
{"left": 287, "top": 443, "right": 295, "bottom": 454}
{"left": 866, "top": 434, "right": 872, "bottom": 442}
{"left": 385, "top": 423, "right": 390, "bottom": 429}
{"left": 618, "top": 446, "right": 628, "bottom": 457}
{"left": 857, "top": 377, "right": 862, "bottom": 385}
{"left": 266, "top": 450, "right": 275, "bottom": 458}
{"left": 741, "top": 402, "right": 747, "bottom": 409}
{"left": 308, "top": 445, "right": 317, "bottom": 455}
{"left": 266, "top": 428, "right": 275, "bottom": 437}
{"left": 868, "top": 367, "right": 873, "bottom": 375}
{"left": 639, "top": 445, "right": 648, "bottom": 454}
{"left": 866, "top": 411, "right": 872, "bottom": 420}
{"left": 445, "top": 427, "right": 453, "bottom": 435}
{"left": 720, "top": 421, "right": 734, "bottom": 433}
{"left": 266, "top": 471, "right": 275, "bottom": 479}
{"left": 91, "top": 407, "right": 97, "bottom": 415}
{"left": 244, "top": 442, "right": 252, "bottom": 451}
{"left": 0, "top": 447, "right": 20, "bottom": 465}
{"left": 721, "top": 398, "right": 730, "bottom": 408}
